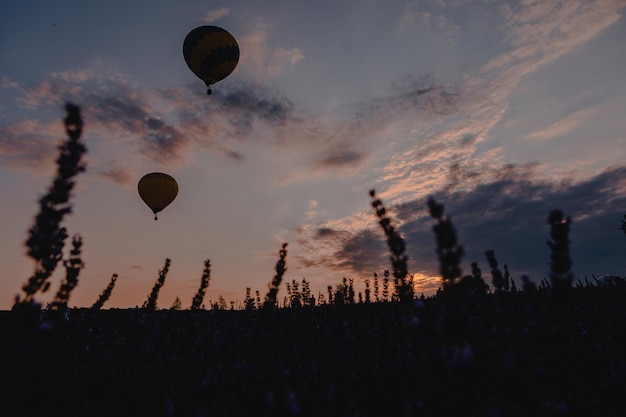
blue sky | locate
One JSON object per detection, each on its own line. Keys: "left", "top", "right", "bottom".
{"left": 1, "top": 0, "right": 625, "bottom": 309}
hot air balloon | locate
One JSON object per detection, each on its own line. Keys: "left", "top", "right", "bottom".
{"left": 183, "top": 25, "right": 239, "bottom": 95}
{"left": 138, "top": 173, "right": 178, "bottom": 220}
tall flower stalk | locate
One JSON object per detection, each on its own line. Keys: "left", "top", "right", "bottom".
{"left": 50, "top": 234, "right": 84, "bottom": 310}
{"left": 485, "top": 250, "right": 504, "bottom": 292}
{"left": 92, "top": 274, "right": 118, "bottom": 310}
{"left": 264, "top": 243, "right": 287, "bottom": 310}
{"left": 191, "top": 259, "right": 211, "bottom": 310}
{"left": 17, "top": 103, "right": 87, "bottom": 305}
{"left": 143, "top": 258, "right": 171, "bottom": 311}
{"left": 428, "top": 197, "right": 463, "bottom": 289}
{"left": 547, "top": 209, "right": 573, "bottom": 294}
{"left": 369, "top": 190, "right": 412, "bottom": 302}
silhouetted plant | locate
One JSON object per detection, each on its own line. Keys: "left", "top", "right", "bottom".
{"left": 191, "top": 259, "right": 211, "bottom": 310}
{"left": 547, "top": 209, "right": 574, "bottom": 293}
{"left": 244, "top": 287, "right": 255, "bottom": 310}
{"left": 369, "top": 189, "right": 413, "bottom": 301}
{"left": 17, "top": 103, "right": 87, "bottom": 306}
{"left": 456, "top": 273, "right": 489, "bottom": 295}
{"left": 348, "top": 278, "right": 355, "bottom": 304}
{"left": 214, "top": 296, "right": 227, "bottom": 310}
{"left": 143, "top": 258, "right": 171, "bottom": 311}
{"left": 364, "top": 278, "right": 371, "bottom": 303}
{"left": 382, "top": 271, "right": 390, "bottom": 301}
{"left": 170, "top": 297, "right": 182, "bottom": 311}
{"left": 428, "top": 197, "right": 464, "bottom": 288}
{"left": 485, "top": 250, "right": 505, "bottom": 292}
{"left": 287, "top": 279, "right": 302, "bottom": 308}
{"left": 471, "top": 262, "right": 481, "bottom": 281}
{"left": 302, "top": 278, "right": 313, "bottom": 306}
{"left": 264, "top": 243, "right": 287, "bottom": 310}
{"left": 318, "top": 292, "right": 326, "bottom": 305}
{"left": 373, "top": 273, "right": 379, "bottom": 302}
{"left": 50, "top": 234, "right": 84, "bottom": 311}
{"left": 510, "top": 272, "right": 518, "bottom": 292}
{"left": 92, "top": 273, "right": 118, "bottom": 310}
{"left": 620, "top": 214, "right": 626, "bottom": 234}
{"left": 333, "top": 277, "right": 350, "bottom": 305}
{"left": 503, "top": 264, "right": 511, "bottom": 292}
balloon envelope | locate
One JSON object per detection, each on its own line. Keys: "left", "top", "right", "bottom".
{"left": 138, "top": 173, "right": 178, "bottom": 220}
{"left": 183, "top": 25, "right": 239, "bottom": 94}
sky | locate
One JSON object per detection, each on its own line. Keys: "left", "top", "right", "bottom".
{"left": 1, "top": 0, "right": 625, "bottom": 310}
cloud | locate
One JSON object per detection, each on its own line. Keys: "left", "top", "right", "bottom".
{"left": 237, "top": 19, "right": 304, "bottom": 79}
{"left": 99, "top": 166, "right": 132, "bottom": 185}
{"left": 0, "top": 119, "right": 63, "bottom": 172}
{"left": 316, "top": 146, "right": 366, "bottom": 170}
{"left": 395, "top": 1, "right": 460, "bottom": 45}
{"left": 375, "top": 0, "right": 626, "bottom": 204}
{"left": 294, "top": 165, "right": 626, "bottom": 292}
{"left": 268, "top": 47, "right": 305, "bottom": 76}
{"left": 526, "top": 109, "right": 597, "bottom": 141}
{"left": 214, "top": 83, "right": 295, "bottom": 126}
{"left": 201, "top": 7, "right": 230, "bottom": 23}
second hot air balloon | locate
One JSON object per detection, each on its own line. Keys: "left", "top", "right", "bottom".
{"left": 138, "top": 173, "right": 178, "bottom": 220}
{"left": 183, "top": 25, "right": 239, "bottom": 95}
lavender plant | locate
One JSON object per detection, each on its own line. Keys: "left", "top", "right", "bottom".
{"left": 50, "top": 234, "right": 84, "bottom": 311}
{"left": 191, "top": 259, "right": 211, "bottom": 310}
{"left": 263, "top": 243, "right": 287, "bottom": 310}
{"left": 170, "top": 297, "right": 182, "bottom": 311}
{"left": 369, "top": 190, "right": 412, "bottom": 301}
{"left": 288, "top": 279, "right": 303, "bottom": 308}
{"left": 17, "top": 103, "right": 87, "bottom": 305}
{"left": 503, "top": 264, "right": 511, "bottom": 292}
{"left": 143, "top": 258, "right": 171, "bottom": 311}
{"left": 382, "top": 272, "right": 390, "bottom": 301}
{"left": 547, "top": 209, "right": 574, "bottom": 292}
{"left": 302, "top": 278, "right": 313, "bottom": 306}
{"left": 471, "top": 262, "right": 481, "bottom": 281}
{"left": 244, "top": 287, "right": 255, "bottom": 311}
{"left": 373, "top": 273, "right": 379, "bottom": 302}
{"left": 428, "top": 197, "right": 464, "bottom": 288}
{"left": 91, "top": 273, "right": 118, "bottom": 310}
{"left": 485, "top": 250, "right": 504, "bottom": 292}
{"left": 333, "top": 277, "right": 350, "bottom": 305}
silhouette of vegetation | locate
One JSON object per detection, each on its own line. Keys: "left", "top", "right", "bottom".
{"left": 91, "top": 273, "right": 118, "bottom": 310}
{"left": 547, "top": 209, "right": 574, "bottom": 298}
{"left": 16, "top": 103, "right": 87, "bottom": 307}
{"left": 170, "top": 297, "right": 182, "bottom": 310}
{"left": 370, "top": 189, "right": 412, "bottom": 301}
{"left": 191, "top": 259, "right": 211, "bottom": 310}
{"left": 263, "top": 243, "right": 287, "bottom": 310}
{"left": 50, "top": 234, "right": 84, "bottom": 311}
{"left": 428, "top": 197, "right": 464, "bottom": 288}
{"left": 142, "top": 258, "right": 171, "bottom": 310}
{"left": 5, "top": 103, "right": 626, "bottom": 416}
{"left": 485, "top": 249, "right": 505, "bottom": 292}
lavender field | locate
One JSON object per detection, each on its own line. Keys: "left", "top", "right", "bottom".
{"left": 3, "top": 105, "right": 625, "bottom": 416}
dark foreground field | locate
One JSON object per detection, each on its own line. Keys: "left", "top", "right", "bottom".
{"left": 2, "top": 285, "right": 626, "bottom": 417}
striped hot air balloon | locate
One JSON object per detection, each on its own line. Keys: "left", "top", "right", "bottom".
{"left": 183, "top": 25, "right": 239, "bottom": 95}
